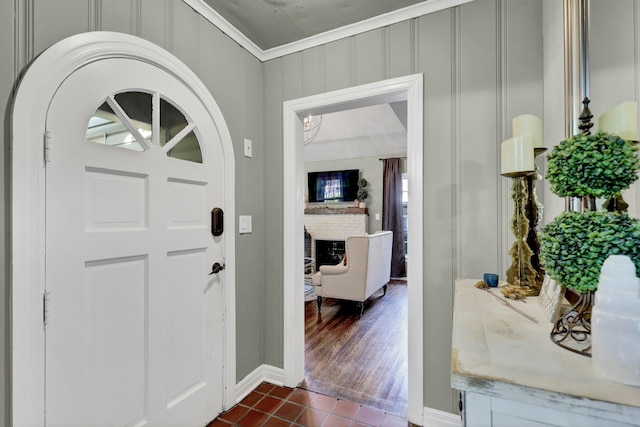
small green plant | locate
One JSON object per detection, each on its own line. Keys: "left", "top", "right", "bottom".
{"left": 357, "top": 178, "right": 368, "bottom": 201}
{"left": 540, "top": 211, "right": 640, "bottom": 293}
{"left": 546, "top": 130, "right": 639, "bottom": 198}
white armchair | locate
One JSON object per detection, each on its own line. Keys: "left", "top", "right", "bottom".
{"left": 314, "top": 231, "right": 393, "bottom": 316}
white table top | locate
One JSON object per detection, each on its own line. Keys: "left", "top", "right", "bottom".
{"left": 451, "top": 278, "right": 640, "bottom": 416}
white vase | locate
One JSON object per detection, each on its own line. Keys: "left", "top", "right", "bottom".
{"left": 592, "top": 255, "right": 640, "bottom": 386}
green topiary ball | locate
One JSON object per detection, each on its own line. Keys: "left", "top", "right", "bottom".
{"left": 540, "top": 211, "right": 640, "bottom": 293}
{"left": 546, "top": 130, "right": 639, "bottom": 198}
{"left": 357, "top": 178, "right": 368, "bottom": 201}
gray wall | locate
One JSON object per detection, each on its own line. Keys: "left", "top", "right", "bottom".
{"left": 1, "top": 1, "right": 264, "bottom": 424}
{"left": 589, "top": 0, "right": 640, "bottom": 218}
{"left": 542, "top": 0, "right": 640, "bottom": 222}
{"left": 4, "top": 0, "right": 638, "bottom": 422}
{"left": 264, "top": 0, "right": 544, "bottom": 412}
{"left": 1, "top": 0, "right": 11, "bottom": 423}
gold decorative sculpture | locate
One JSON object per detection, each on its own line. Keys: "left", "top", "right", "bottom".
{"left": 503, "top": 176, "right": 538, "bottom": 299}
{"left": 500, "top": 115, "right": 546, "bottom": 299}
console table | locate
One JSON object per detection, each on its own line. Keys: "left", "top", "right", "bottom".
{"left": 451, "top": 278, "right": 640, "bottom": 426}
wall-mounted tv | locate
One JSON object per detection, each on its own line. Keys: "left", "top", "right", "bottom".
{"left": 308, "top": 169, "right": 359, "bottom": 203}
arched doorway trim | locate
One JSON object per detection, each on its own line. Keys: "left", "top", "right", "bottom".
{"left": 10, "top": 31, "right": 236, "bottom": 426}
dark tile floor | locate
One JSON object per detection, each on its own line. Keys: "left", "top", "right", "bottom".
{"left": 207, "top": 382, "right": 407, "bottom": 427}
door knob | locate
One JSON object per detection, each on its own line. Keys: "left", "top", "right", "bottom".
{"left": 209, "top": 262, "right": 225, "bottom": 275}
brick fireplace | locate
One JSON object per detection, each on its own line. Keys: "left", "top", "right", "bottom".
{"left": 304, "top": 207, "right": 368, "bottom": 267}
{"left": 315, "top": 239, "right": 345, "bottom": 267}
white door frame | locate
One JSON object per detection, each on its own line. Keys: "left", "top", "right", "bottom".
{"left": 10, "top": 32, "right": 236, "bottom": 427}
{"left": 282, "top": 74, "right": 424, "bottom": 424}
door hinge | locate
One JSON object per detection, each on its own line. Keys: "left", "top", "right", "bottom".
{"left": 43, "top": 290, "right": 51, "bottom": 327}
{"left": 44, "top": 131, "right": 52, "bottom": 163}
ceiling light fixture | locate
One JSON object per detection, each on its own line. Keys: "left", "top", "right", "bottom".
{"left": 303, "top": 114, "right": 322, "bottom": 145}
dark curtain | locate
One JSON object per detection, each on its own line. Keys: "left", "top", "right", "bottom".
{"left": 382, "top": 158, "right": 406, "bottom": 278}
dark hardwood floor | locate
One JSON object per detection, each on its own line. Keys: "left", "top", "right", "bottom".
{"left": 301, "top": 281, "right": 408, "bottom": 417}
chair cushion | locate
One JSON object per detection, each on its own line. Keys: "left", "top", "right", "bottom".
{"left": 312, "top": 271, "right": 323, "bottom": 287}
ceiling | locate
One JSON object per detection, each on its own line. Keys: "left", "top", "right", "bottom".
{"left": 303, "top": 103, "right": 407, "bottom": 163}
{"left": 202, "top": 0, "right": 429, "bottom": 51}
{"left": 186, "top": 0, "right": 472, "bottom": 60}
{"left": 185, "top": 0, "right": 471, "bottom": 162}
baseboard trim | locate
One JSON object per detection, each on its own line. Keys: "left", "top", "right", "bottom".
{"left": 235, "top": 364, "right": 285, "bottom": 403}
{"left": 423, "top": 407, "right": 462, "bottom": 427}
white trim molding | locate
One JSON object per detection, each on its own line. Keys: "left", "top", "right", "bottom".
{"left": 282, "top": 73, "right": 424, "bottom": 425}
{"left": 10, "top": 31, "right": 237, "bottom": 426}
{"left": 424, "top": 406, "right": 463, "bottom": 427}
{"left": 184, "top": 0, "right": 474, "bottom": 61}
{"left": 235, "top": 364, "right": 285, "bottom": 404}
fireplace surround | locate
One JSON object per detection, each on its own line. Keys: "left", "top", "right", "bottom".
{"left": 315, "top": 239, "right": 346, "bottom": 267}
{"left": 304, "top": 207, "right": 368, "bottom": 266}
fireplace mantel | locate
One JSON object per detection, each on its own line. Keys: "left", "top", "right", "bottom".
{"left": 304, "top": 207, "right": 368, "bottom": 215}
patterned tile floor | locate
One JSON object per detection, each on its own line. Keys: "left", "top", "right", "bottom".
{"left": 207, "top": 382, "right": 407, "bottom": 427}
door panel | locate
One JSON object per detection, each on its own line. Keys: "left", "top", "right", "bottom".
{"left": 166, "top": 249, "right": 207, "bottom": 407}
{"left": 85, "top": 167, "right": 149, "bottom": 230}
{"left": 167, "top": 178, "right": 207, "bottom": 227}
{"left": 45, "top": 58, "right": 223, "bottom": 427}
{"left": 86, "top": 256, "right": 147, "bottom": 426}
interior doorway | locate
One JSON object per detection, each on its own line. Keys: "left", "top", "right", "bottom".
{"left": 282, "top": 74, "right": 424, "bottom": 424}
{"left": 300, "top": 103, "right": 408, "bottom": 413}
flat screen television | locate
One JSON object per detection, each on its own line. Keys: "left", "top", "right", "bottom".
{"left": 308, "top": 169, "right": 359, "bottom": 203}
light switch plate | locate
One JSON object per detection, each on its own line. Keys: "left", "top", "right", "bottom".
{"left": 239, "top": 215, "right": 252, "bottom": 234}
{"left": 243, "top": 138, "right": 252, "bottom": 158}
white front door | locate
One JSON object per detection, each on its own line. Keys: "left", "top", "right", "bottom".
{"left": 44, "top": 57, "right": 225, "bottom": 427}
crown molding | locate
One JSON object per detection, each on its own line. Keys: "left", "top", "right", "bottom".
{"left": 182, "top": 0, "right": 265, "bottom": 59}
{"left": 184, "top": 0, "right": 473, "bottom": 62}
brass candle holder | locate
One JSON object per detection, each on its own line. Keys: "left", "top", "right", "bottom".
{"left": 501, "top": 147, "right": 546, "bottom": 299}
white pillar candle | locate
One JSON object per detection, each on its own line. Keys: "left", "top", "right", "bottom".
{"left": 501, "top": 133, "right": 535, "bottom": 175}
{"left": 599, "top": 101, "right": 638, "bottom": 141}
{"left": 512, "top": 114, "right": 543, "bottom": 147}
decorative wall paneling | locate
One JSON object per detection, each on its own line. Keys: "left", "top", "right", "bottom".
{"left": 262, "top": 58, "right": 285, "bottom": 368}
{"left": 542, "top": 0, "right": 640, "bottom": 220}
{"left": 13, "top": 0, "right": 34, "bottom": 74}
{"left": 1, "top": 0, "right": 18, "bottom": 423}
{"left": 458, "top": 0, "right": 500, "bottom": 279}
{"left": 301, "top": 47, "right": 324, "bottom": 97}
{"left": 140, "top": 0, "right": 171, "bottom": 50}
{"left": 355, "top": 30, "right": 385, "bottom": 85}
{"left": 263, "top": 0, "right": 544, "bottom": 414}
{"left": 542, "top": 0, "right": 567, "bottom": 223}
{"left": 8, "top": 0, "right": 625, "bottom": 423}
{"left": 417, "top": 8, "right": 458, "bottom": 414}
{"left": 99, "top": 0, "right": 141, "bottom": 35}
{"left": 589, "top": 0, "right": 640, "bottom": 218}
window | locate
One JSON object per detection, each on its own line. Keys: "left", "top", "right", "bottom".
{"left": 85, "top": 95, "right": 151, "bottom": 152}
{"left": 85, "top": 91, "right": 203, "bottom": 163}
